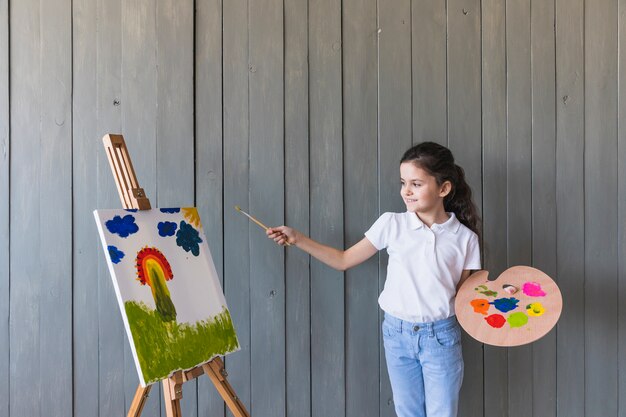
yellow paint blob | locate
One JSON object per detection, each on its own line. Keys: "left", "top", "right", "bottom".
{"left": 526, "top": 302, "right": 545, "bottom": 317}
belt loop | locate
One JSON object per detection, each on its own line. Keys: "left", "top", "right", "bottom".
{"left": 428, "top": 322, "right": 435, "bottom": 337}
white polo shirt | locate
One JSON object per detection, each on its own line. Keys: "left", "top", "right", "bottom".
{"left": 365, "top": 211, "right": 481, "bottom": 323}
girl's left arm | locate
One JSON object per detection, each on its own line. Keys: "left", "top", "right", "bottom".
{"left": 456, "top": 269, "right": 475, "bottom": 292}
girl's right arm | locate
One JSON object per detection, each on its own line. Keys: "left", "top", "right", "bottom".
{"left": 266, "top": 226, "right": 378, "bottom": 272}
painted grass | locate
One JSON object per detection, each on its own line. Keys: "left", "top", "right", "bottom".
{"left": 125, "top": 301, "right": 240, "bottom": 384}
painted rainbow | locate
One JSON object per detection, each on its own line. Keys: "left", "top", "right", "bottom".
{"left": 136, "top": 246, "right": 173, "bottom": 285}
{"left": 135, "top": 246, "right": 177, "bottom": 322}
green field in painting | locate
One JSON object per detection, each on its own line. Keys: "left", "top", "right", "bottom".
{"left": 125, "top": 301, "right": 240, "bottom": 384}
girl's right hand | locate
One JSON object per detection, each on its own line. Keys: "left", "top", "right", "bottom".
{"left": 266, "top": 226, "right": 299, "bottom": 246}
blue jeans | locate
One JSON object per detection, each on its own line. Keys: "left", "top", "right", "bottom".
{"left": 382, "top": 313, "right": 464, "bottom": 417}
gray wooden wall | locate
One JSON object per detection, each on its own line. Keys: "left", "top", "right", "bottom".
{"left": 0, "top": 0, "right": 624, "bottom": 416}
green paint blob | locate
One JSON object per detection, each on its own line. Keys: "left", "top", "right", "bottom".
{"left": 149, "top": 267, "right": 177, "bottom": 322}
{"left": 474, "top": 284, "right": 498, "bottom": 297}
{"left": 125, "top": 301, "right": 240, "bottom": 384}
{"left": 507, "top": 312, "right": 529, "bottom": 328}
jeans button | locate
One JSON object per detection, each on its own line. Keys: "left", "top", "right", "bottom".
{"left": 413, "top": 325, "right": 419, "bottom": 331}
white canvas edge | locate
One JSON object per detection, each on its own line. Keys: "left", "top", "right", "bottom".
{"left": 93, "top": 210, "right": 148, "bottom": 386}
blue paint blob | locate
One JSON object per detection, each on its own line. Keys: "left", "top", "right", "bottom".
{"left": 108, "top": 245, "right": 125, "bottom": 264}
{"left": 176, "top": 221, "right": 202, "bottom": 256}
{"left": 158, "top": 221, "right": 178, "bottom": 237}
{"left": 160, "top": 208, "right": 181, "bottom": 214}
{"left": 490, "top": 297, "right": 520, "bottom": 313}
{"left": 105, "top": 214, "right": 139, "bottom": 238}
{"left": 125, "top": 209, "right": 138, "bottom": 212}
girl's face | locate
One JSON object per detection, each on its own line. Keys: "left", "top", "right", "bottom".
{"left": 400, "top": 162, "right": 451, "bottom": 214}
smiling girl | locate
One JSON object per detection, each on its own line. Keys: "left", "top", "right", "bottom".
{"left": 267, "top": 142, "right": 481, "bottom": 417}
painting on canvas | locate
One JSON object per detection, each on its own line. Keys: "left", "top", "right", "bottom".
{"left": 93, "top": 207, "right": 239, "bottom": 386}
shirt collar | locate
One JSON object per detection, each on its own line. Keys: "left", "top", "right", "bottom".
{"left": 406, "top": 211, "right": 461, "bottom": 234}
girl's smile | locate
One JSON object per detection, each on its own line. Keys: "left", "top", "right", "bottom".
{"left": 400, "top": 162, "right": 451, "bottom": 218}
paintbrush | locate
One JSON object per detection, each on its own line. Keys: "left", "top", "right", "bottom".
{"left": 234, "top": 206, "right": 292, "bottom": 246}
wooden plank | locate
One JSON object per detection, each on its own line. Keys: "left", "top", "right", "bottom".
{"left": 0, "top": 0, "right": 8, "bottom": 415}
{"left": 480, "top": 2, "right": 507, "bottom": 416}
{"left": 120, "top": 0, "right": 161, "bottom": 414}
{"left": 448, "top": 0, "right": 482, "bottom": 204}
{"left": 156, "top": 1, "right": 196, "bottom": 413}
{"left": 72, "top": 0, "right": 102, "bottom": 415}
{"left": 248, "top": 0, "right": 285, "bottom": 416}
{"left": 505, "top": 2, "right": 533, "bottom": 417}
{"left": 222, "top": 0, "right": 252, "bottom": 412}
{"left": 619, "top": 1, "right": 626, "bottom": 415}
{"left": 156, "top": 0, "right": 194, "bottom": 208}
{"left": 555, "top": 0, "right": 585, "bottom": 416}
{"left": 531, "top": 1, "right": 557, "bottom": 416}
{"left": 96, "top": 0, "right": 128, "bottom": 415}
{"left": 584, "top": 0, "right": 618, "bottom": 415}
{"left": 309, "top": 0, "right": 345, "bottom": 415}
{"left": 412, "top": 0, "right": 447, "bottom": 143}
{"left": 38, "top": 0, "right": 73, "bottom": 416}
{"left": 195, "top": 0, "right": 226, "bottom": 415}
{"left": 378, "top": 3, "right": 412, "bottom": 416}
{"left": 343, "top": 1, "right": 378, "bottom": 416}
{"left": 9, "top": 0, "right": 42, "bottom": 414}
{"left": 72, "top": 1, "right": 121, "bottom": 416}
{"left": 447, "top": 1, "right": 484, "bottom": 416}
{"left": 284, "top": 0, "right": 311, "bottom": 415}
{"left": 121, "top": 0, "right": 157, "bottom": 205}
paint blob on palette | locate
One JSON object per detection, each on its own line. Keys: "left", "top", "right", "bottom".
{"left": 455, "top": 266, "right": 562, "bottom": 347}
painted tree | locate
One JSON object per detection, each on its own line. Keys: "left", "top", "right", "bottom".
{"left": 135, "top": 247, "right": 177, "bottom": 322}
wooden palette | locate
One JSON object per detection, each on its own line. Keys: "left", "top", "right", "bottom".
{"left": 455, "top": 266, "right": 562, "bottom": 347}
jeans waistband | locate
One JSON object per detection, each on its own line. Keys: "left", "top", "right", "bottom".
{"left": 383, "top": 312, "right": 458, "bottom": 335}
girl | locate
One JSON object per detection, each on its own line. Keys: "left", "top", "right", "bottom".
{"left": 266, "top": 142, "right": 481, "bottom": 417}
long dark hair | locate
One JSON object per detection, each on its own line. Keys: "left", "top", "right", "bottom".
{"left": 400, "top": 142, "right": 481, "bottom": 237}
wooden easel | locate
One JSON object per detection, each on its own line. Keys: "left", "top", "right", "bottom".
{"left": 103, "top": 134, "right": 251, "bottom": 417}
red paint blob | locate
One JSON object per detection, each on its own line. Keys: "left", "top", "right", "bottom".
{"left": 485, "top": 314, "right": 506, "bottom": 328}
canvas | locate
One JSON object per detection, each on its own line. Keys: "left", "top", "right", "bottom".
{"left": 93, "top": 207, "right": 239, "bottom": 386}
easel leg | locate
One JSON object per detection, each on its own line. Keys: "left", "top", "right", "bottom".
{"left": 203, "top": 358, "right": 251, "bottom": 417}
{"left": 127, "top": 385, "right": 152, "bottom": 417}
{"left": 162, "top": 372, "right": 184, "bottom": 417}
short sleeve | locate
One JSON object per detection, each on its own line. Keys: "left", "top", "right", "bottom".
{"left": 364, "top": 212, "right": 393, "bottom": 250}
{"left": 463, "top": 233, "right": 481, "bottom": 270}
